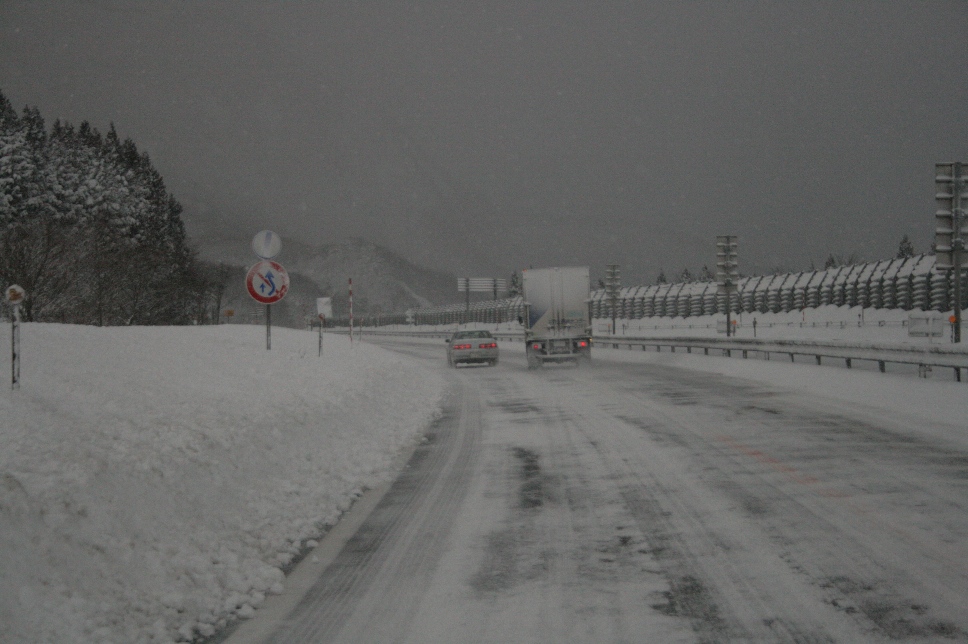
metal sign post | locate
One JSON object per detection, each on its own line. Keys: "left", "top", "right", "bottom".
{"left": 6, "top": 285, "right": 25, "bottom": 390}
{"left": 349, "top": 278, "right": 354, "bottom": 344}
{"left": 318, "top": 315, "right": 324, "bottom": 356}
{"left": 316, "top": 298, "right": 332, "bottom": 357}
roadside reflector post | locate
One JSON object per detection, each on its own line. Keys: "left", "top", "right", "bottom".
{"left": 11, "top": 303, "right": 20, "bottom": 390}
{"left": 5, "top": 285, "right": 25, "bottom": 390}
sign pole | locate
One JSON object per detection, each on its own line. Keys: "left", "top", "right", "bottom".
{"left": 266, "top": 304, "right": 271, "bottom": 350}
{"left": 318, "top": 315, "right": 324, "bottom": 357}
{"left": 11, "top": 304, "right": 20, "bottom": 390}
{"left": 349, "top": 278, "right": 354, "bottom": 345}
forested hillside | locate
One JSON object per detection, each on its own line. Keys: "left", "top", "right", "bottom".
{"left": 0, "top": 89, "right": 222, "bottom": 325}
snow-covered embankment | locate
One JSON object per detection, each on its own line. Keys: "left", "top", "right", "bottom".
{"left": 0, "top": 324, "right": 445, "bottom": 643}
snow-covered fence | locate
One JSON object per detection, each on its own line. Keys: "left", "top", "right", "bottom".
{"left": 410, "top": 296, "right": 525, "bottom": 326}
{"left": 588, "top": 254, "right": 965, "bottom": 321}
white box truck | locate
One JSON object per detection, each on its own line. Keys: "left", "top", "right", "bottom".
{"left": 522, "top": 267, "right": 592, "bottom": 368}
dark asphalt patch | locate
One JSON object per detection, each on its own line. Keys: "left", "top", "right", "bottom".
{"left": 821, "top": 576, "right": 966, "bottom": 639}
{"left": 513, "top": 447, "right": 544, "bottom": 509}
{"left": 495, "top": 399, "right": 542, "bottom": 415}
{"left": 469, "top": 448, "right": 553, "bottom": 596}
{"left": 651, "top": 575, "right": 722, "bottom": 625}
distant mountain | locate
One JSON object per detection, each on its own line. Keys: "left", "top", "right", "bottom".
{"left": 196, "top": 236, "right": 459, "bottom": 326}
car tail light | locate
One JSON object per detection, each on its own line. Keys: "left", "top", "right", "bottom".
{"left": 532, "top": 343, "right": 542, "bottom": 350}
{"left": 578, "top": 341, "right": 587, "bottom": 348}
{"left": 453, "top": 343, "right": 472, "bottom": 350}
{"left": 479, "top": 342, "right": 497, "bottom": 349}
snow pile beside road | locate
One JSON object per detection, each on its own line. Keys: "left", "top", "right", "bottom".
{"left": 0, "top": 324, "right": 445, "bottom": 643}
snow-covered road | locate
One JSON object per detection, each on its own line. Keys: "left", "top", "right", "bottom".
{"left": 232, "top": 336, "right": 968, "bottom": 642}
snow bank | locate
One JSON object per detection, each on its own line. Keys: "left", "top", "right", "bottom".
{"left": 0, "top": 324, "right": 445, "bottom": 643}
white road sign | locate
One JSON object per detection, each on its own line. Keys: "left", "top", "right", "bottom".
{"left": 252, "top": 230, "right": 282, "bottom": 259}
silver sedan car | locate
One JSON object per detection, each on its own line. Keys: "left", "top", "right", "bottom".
{"left": 446, "top": 330, "right": 499, "bottom": 367}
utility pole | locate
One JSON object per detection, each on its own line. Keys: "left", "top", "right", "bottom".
{"left": 935, "top": 162, "right": 966, "bottom": 343}
{"left": 716, "top": 236, "right": 739, "bottom": 337}
{"left": 605, "top": 264, "right": 621, "bottom": 334}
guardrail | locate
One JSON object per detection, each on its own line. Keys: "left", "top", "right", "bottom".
{"left": 594, "top": 335, "right": 968, "bottom": 382}
{"left": 337, "top": 328, "right": 968, "bottom": 382}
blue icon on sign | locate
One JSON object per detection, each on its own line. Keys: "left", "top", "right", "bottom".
{"left": 258, "top": 271, "right": 277, "bottom": 296}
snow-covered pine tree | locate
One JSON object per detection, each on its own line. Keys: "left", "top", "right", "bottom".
{"left": 896, "top": 234, "right": 915, "bottom": 259}
{"left": 508, "top": 270, "right": 522, "bottom": 297}
{"left": 0, "top": 91, "right": 209, "bottom": 324}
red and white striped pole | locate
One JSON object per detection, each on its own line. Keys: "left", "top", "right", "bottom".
{"left": 349, "top": 277, "right": 354, "bottom": 344}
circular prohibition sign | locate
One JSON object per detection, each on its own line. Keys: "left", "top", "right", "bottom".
{"left": 246, "top": 260, "right": 290, "bottom": 304}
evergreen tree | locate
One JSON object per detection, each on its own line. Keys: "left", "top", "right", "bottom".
{"left": 655, "top": 269, "right": 667, "bottom": 285}
{"left": 896, "top": 234, "right": 915, "bottom": 259}
{"left": 508, "top": 270, "right": 522, "bottom": 297}
{"left": 699, "top": 265, "right": 715, "bottom": 282}
{"left": 0, "top": 91, "right": 207, "bottom": 325}
{"left": 678, "top": 267, "right": 694, "bottom": 283}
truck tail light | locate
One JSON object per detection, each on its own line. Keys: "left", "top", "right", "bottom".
{"left": 479, "top": 342, "right": 497, "bottom": 349}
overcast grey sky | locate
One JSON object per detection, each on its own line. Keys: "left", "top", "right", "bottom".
{"left": 2, "top": 1, "right": 967, "bottom": 283}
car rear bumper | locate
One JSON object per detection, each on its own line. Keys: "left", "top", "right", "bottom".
{"left": 451, "top": 349, "right": 499, "bottom": 364}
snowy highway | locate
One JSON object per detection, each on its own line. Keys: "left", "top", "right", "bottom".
{"left": 230, "top": 336, "right": 968, "bottom": 643}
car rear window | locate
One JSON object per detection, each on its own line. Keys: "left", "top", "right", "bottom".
{"left": 454, "top": 331, "right": 493, "bottom": 339}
